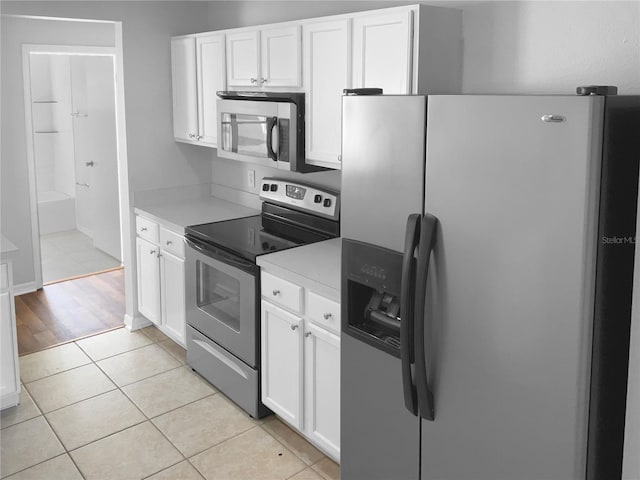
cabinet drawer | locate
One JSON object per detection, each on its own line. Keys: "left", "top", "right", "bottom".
{"left": 261, "top": 272, "right": 303, "bottom": 314}
{"left": 136, "top": 216, "right": 159, "bottom": 243}
{"left": 307, "top": 291, "right": 340, "bottom": 334}
{"left": 159, "top": 227, "right": 185, "bottom": 258}
{"left": 0, "top": 264, "right": 8, "bottom": 291}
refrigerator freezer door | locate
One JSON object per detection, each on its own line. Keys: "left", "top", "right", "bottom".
{"left": 341, "top": 95, "right": 426, "bottom": 252}
{"left": 421, "top": 95, "right": 604, "bottom": 479}
{"left": 341, "top": 333, "right": 420, "bottom": 480}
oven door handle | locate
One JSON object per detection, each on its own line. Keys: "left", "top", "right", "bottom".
{"left": 185, "top": 237, "right": 257, "bottom": 275}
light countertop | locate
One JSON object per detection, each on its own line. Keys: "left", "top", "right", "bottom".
{"left": 134, "top": 196, "right": 259, "bottom": 233}
{"left": 1, "top": 235, "right": 19, "bottom": 261}
{"left": 257, "top": 237, "right": 342, "bottom": 292}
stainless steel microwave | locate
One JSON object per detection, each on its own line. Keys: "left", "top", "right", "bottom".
{"left": 217, "top": 91, "right": 322, "bottom": 173}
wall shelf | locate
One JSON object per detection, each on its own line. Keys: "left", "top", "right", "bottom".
{"left": 32, "top": 100, "right": 58, "bottom": 104}
{"left": 34, "top": 131, "right": 59, "bottom": 134}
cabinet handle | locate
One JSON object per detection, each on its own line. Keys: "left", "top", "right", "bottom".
{"left": 157, "top": 252, "right": 162, "bottom": 258}
{"left": 261, "top": 77, "right": 267, "bottom": 84}
{"left": 196, "top": 135, "right": 203, "bottom": 140}
{"left": 250, "top": 78, "right": 257, "bottom": 84}
{"left": 290, "top": 324, "right": 298, "bottom": 331}
{"left": 272, "top": 289, "right": 280, "bottom": 296}
{"left": 305, "top": 331, "right": 312, "bottom": 338}
{"left": 323, "top": 313, "right": 333, "bottom": 320}
{"left": 166, "top": 240, "right": 172, "bottom": 245}
{"left": 141, "top": 227, "right": 147, "bottom": 232}
{"left": 149, "top": 249, "right": 156, "bottom": 255}
{"left": 338, "top": 154, "right": 342, "bottom": 162}
{"left": 188, "top": 133, "right": 195, "bottom": 138}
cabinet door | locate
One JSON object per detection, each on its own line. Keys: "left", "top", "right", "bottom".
{"left": 261, "top": 301, "right": 303, "bottom": 429}
{"left": 352, "top": 11, "right": 414, "bottom": 94}
{"left": 305, "top": 322, "right": 341, "bottom": 460}
{"left": 303, "top": 19, "right": 350, "bottom": 168}
{"left": 261, "top": 26, "right": 301, "bottom": 87}
{"left": 196, "top": 33, "right": 225, "bottom": 147}
{"left": 160, "top": 249, "right": 186, "bottom": 346}
{"left": 226, "top": 30, "right": 260, "bottom": 87}
{"left": 136, "top": 237, "right": 161, "bottom": 325}
{"left": 171, "top": 36, "right": 198, "bottom": 142}
{"left": 1, "top": 291, "right": 19, "bottom": 405}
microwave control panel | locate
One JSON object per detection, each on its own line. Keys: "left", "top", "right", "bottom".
{"left": 259, "top": 178, "right": 339, "bottom": 221}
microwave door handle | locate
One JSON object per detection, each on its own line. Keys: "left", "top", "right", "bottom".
{"left": 414, "top": 213, "right": 438, "bottom": 421}
{"left": 266, "top": 116, "right": 278, "bottom": 162}
{"left": 401, "top": 213, "right": 421, "bottom": 416}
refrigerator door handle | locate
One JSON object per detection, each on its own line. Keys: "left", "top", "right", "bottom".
{"left": 414, "top": 213, "right": 438, "bottom": 421}
{"left": 401, "top": 213, "right": 421, "bottom": 416}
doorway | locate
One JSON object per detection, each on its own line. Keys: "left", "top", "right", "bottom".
{"left": 28, "top": 52, "right": 122, "bottom": 284}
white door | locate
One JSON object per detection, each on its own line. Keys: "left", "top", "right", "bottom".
{"left": 352, "top": 11, "right": 414, "bottom": 94}
{"left": 196, "top": 33, "right": 226, "bottom": 147}
{"left": 171, "top": 36, "right": 198, "bottom": 142}
{"left": 160, "top": 249, "right": 186, "bottom": 346}
{"left": 261, "top": 300, "right": 303, "bottom": 428}
{"left": 136, "top": 237, "right": 161, "bottom": 325}
{"left": 304, "top": 322, "right": 341, "bottom": 460}
{"left": 261, "top": 26, "right": 301, "bottom": 87}
{"left": 226, "top": 30, "right": 260, "bottom": 87}
{"left": 85, "top": 56, "right": 121, "bottom": 261}
{"left": 303, "top": 19, "right": 350, "bottom": 168}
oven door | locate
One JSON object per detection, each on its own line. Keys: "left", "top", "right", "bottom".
{"left": 185, "top": 237, "right": 258, "bottom": 367}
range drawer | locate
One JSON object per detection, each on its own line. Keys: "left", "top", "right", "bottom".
{"left": 307, "top": 291, "right": 340, "bottom": 335}
{"left": 261, "top": 271, "right": 303, "bottom": 314}
{"left": 136, "top": 215, "right": 159, "bottom": 243}
{"left": 159, "top": 227, "right": 185, "bottom": 258}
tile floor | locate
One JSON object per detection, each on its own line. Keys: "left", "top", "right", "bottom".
{"left": 0, "top": 327, "right": 340, "bottom": 480}
{"left": 40, "top": 230, "right": 121, "bottom": 284}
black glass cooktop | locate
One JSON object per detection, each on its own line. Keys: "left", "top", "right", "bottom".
{"left": 185, "top": 207, "right": 338, "bottom": 263}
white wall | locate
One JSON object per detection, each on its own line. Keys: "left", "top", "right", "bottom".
{"left": 1, "top": 1, "right": 213, "bottom": 286}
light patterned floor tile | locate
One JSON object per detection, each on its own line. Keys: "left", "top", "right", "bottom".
{"left": 76, "top": 328, "right": 152, "bottom": 361}
{"left": 46, "top": 390, "right": 146, "bottom": 450}
{"left": 1, "top": 389, "right": 41, "bottom": 429}
{"left": 152, "top": 394, "right": 254, "bottom": 457}
{"left": 0, "top": 416, "right": 65, "bottom": 477}
{"left": 122, "top": 366, "right": 215, "bottom": 418}
{"left": 288, "top": 468, "right": 325, "bottom": 480}
{"left": 262, "top": 417, "right": 324, "bottom": 465}
{"left": 311, "top": 457, "right": 340, "bottom": 480}
{"left": 145, "top": 461, "right": 204, "bottom": 480}
{"left": 158, "top": 339, "right": 187, "bottom": 364}
{"left": 26, "top": 364, "right": 116, "bottom": 413}
{"left": 70, "top": 422, "right": 182, "bottom": 480}
{"left": 19, "top": 343, "right": 91, "bottom": 383}
{"left": 4, "top": 454, "right": 83, "bottom": 480}
{"left": 140, "top": 326, "right": 169, "bottom": 343}
{"left": 190, "top": 426, "right": 306, "bottom": 480}
{"left": 97, "top": 344, "right": 181, "bottom": 386}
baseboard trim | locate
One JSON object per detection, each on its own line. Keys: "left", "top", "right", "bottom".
{"left": 125, "top": 313, "right": 151, "bottom": 331}
{"left": 14, "top": 281, "right": 37, "bottom": 296}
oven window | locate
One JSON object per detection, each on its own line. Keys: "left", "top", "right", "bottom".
{"left": 220, "top": 113, "right": 271, "bottom": 158}
{"left": 196, "top": 260, "right": 241, "bottom": 332}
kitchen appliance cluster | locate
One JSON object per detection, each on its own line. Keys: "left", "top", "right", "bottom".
{"left": 184, "top": 178, "right": 339, "bottom": 418}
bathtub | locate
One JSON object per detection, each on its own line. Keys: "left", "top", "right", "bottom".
{"left": 38, "top": 191, "right": 77, "bottom": 235}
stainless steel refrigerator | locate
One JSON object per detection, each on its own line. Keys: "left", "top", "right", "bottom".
{"left": 340, "top": 92, "right": 640, "bottom": 480}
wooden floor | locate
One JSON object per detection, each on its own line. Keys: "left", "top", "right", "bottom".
{"left": 15, "top": 268, "right": 125, "bottom": 356}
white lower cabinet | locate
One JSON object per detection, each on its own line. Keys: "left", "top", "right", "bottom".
{"left": 1, "top": 260, "right": 20, "bottom": 410}
{"left": 135, "top": 215, "right": 186, "bottom": 346}
{"left": 260, "top": 271, "right": 340, "bottom": 461}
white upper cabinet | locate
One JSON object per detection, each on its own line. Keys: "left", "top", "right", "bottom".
{"left": 171, "top": 36, "right": 198, "bottom": 143}
{"left": 171, "top": 33, "right": 225, "bottom": 147}
{"left": 226, "top": 26, "right": 301, "bottom": 88}
{"left": 352, "top": 10, "right": 414, "bottom": 94}
{"left": 196, "top": 33, "right": 226, "bottom": 146}
{"left": 303, "top": 19, "right": 350, "bottom": 169}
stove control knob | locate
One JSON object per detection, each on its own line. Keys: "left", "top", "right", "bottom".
{"left": 270, "top": 184, "right": 278, "bottom": 192}
{"left": 323, "top": 198, "right": 332, "bottom": 208}
{"left": 262, "top": 183, "right": 270, "bottom": 192}
{"left": 314, "top": 194, "right": 322, "bottom": 204}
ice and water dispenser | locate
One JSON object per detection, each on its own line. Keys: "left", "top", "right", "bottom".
{"left": 341, "top": 238, "right": 405, "bottom": 358}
